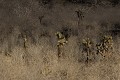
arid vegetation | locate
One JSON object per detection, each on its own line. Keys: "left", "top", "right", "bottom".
{"left": 0, "top": 0, "right": 120, "bottom": 80}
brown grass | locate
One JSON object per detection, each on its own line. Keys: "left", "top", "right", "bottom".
{"left": 0, "top": 0, "right": 120, "bottom": 80}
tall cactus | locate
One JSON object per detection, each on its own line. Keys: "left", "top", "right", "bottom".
{"left": 55, "top": 32, "right": 68, "bottom": 58}
{"left": 82, "top": 38, "right": 94, "bottom": 63}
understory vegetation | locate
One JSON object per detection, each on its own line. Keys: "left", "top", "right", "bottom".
{"left": 0, "top": 0, "right": 120, "bottom": 80}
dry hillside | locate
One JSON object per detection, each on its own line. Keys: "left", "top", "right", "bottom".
{"left": 0, "top": 0, "right": 120, "bottom": 80}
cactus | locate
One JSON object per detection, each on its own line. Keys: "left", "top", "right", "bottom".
{"left": 23, "top": 34, "right": 28, "bottom": 49}
{"left": 82, "top": 38, "right": 95, "bottom": 63}
{"left": 39, "top": 15, "right": 44, "bottom": 24}
{"left": 55, "top": 32, "right": 68, "bottom": 58}
{"left": 96, "top": 43, "right": 105, "bottom": 57}
{"left": 55, "top": 32, "right": 68, "bottom": 47}
{"left": 75, "top": 10, "right": 84, "bottom": 21}
{"left": 96, "top": 35, "right": 113, "bottom": 57}
{"left": 20, "top": 34, "right": 31, "bottom": 65}
{"left": 75, "top": 9, "right": 84, "bottom": 26}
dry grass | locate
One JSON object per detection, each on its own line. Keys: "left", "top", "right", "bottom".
{"left": 0, "top": 0, "right": 120, "bottom": 80}
{"left": 0, "top": 36, "right": 119, "bottom": 80}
